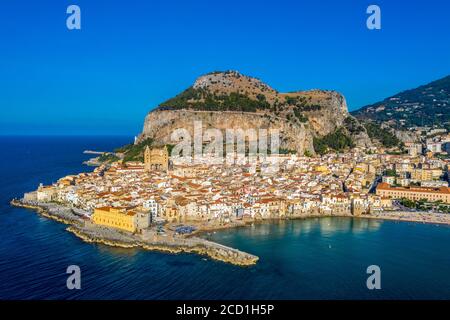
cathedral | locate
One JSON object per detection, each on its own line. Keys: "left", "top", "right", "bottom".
{"left": 144, "top": 145, "right": 169, "bottom": 172}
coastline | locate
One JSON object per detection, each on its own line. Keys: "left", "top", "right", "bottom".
{"left": 10, "top": 199, "right": 259, "bottom": 267}
{"left": 190, "top": 210, "right": 450, "bottom": 237}
{"left": 83, "top": 157, "right": 101, "bottom": 166}
{"left": 10, "top": 199, "right": 450, "bottom": 267}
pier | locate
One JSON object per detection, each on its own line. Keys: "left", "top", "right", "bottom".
{"left": 83, "top": 150, "right": 106, "bottom": 155}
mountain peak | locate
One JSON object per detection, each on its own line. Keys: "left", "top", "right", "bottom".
{"left": 158, "top": 70, "right": 350, "bottom": 117}
{"left": 138, "top": 71, "right": 371, "bottom": 155}
{"left": 192, "top": 70, "right": 276, "bottom": 96}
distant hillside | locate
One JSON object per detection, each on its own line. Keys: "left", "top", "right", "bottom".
{"left": 352, "top": 75, "right": 450, "bottom": 129}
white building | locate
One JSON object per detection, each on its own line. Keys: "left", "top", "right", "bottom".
{"left": 382, "top": 176, "right": 396, "bottom": 185}
{"left": 427, "top": 142, "right": 442, "bottom": 153}
{"left": 65, "top": 191, "right": 79, "bottom": 206}
{"left": 143, "top": 198, "right": 159, "bottom": 221}
{"left": 36, "top": 184, "right": 57, "bottom": 202}
{"left": 421, "top": 180, "right": 449, "bottom": 188}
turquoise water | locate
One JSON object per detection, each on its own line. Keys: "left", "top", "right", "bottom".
{"left": 1, "top": 136, "right": 450, "bottom": 299}
{"left": 206, "top": 218, "right": 450, "bottom": 299}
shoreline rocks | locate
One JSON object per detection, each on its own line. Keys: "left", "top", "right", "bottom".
{"left": 10, "top": 199, "right": 259, "bottom": 267}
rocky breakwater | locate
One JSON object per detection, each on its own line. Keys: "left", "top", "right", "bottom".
{"left": 68, "top": 222, "right": 259, "bottom": 266}
{"left": 11, "top": 199, "right": 258, "bottom": 267}
{"left": 10, "top": 199, "right": 86, "bottom": 226}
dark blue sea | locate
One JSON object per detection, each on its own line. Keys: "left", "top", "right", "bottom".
{"left": 1, "top": 136, "right": 450, "bottom": 300}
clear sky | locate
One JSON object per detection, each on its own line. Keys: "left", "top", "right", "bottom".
{"left": 1, "top": 0, "right": 450, "bottom": 135}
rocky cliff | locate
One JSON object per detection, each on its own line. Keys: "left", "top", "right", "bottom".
{"left": 140, "top": 109, "right": 315, "bottom": 154}
{"left": 137, "top": 71, "right": 371, "bottom": 154}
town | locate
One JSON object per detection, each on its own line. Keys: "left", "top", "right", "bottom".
{"left": 18, "top": 129, "right": 450, "bottom": 237}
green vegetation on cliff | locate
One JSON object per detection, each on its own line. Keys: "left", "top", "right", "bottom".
{"left": 115, "top": 138, "right": 154, "bottom": 162}
{"left": 313, "top": 128, "right": 355, "bottom": 155}
{"left": 115, "top": 139, "right": 175, "bottom": 163}
{"left": 98, "top": 153, "right": 120, "bottom": 163}
{"left": 284, "top": 96, "right": 321, "bottom": 112}
{"left": 159, "top": 88, "right": 270, "bottom": 112}
{"left": 293, "top": 108, "right": 308, "bottom": 123}
{"left": 363, "top": 122, "right": 403, "bottom": 148}
{"left": 159, "top": 85, "right": 323, "bottom": 115}
{"left": 344, "top": 116, "right": 365, "bottom": 134}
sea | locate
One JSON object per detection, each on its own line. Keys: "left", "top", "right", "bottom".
{"left": 1, "top": 136, "right": 449, "bottom": 300}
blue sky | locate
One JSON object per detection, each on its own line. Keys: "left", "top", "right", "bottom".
{"left": 1, "top": 0, "right": 450, "bottom": 135}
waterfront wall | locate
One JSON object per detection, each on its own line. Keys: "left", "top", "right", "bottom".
{"left": 10, "top": 199, "right": 258, "bottom": 267}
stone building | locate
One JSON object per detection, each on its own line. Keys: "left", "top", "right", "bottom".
{"left": 92, "top": 207, "right": 151, "bottom": 233}
{"left": 92, "top": 207, "right": 137, "bottom": 233}
{"left": 144, "top": 145, "right": 169, "bottom": 172}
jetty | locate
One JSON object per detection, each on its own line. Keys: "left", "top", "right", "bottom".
{"left": 10, "top": 199, "right": 258, "bottom": 267}
{"left": 83, "top": 150, "right": 106, "bottom": 155}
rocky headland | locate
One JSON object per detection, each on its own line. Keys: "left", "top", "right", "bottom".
{"left": 136, "top": 71, "right": 371, "bottom": 155}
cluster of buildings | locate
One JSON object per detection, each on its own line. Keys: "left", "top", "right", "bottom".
{"left": 405, "top": 129, "right": 450, "bottom": 156}
{"left": 23, "top": 139, "right": 450, "bottom": 234}
{"left": 24, "top": 146, "right": 397, "bottom": 233}
{"left": 426, "top": 135, "right": 450, "bottom": 154}
{"left": 376, "top": 152, "right": 450, "bottom": 204}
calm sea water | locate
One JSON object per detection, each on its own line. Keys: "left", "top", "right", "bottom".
{"left": 1, "top": 136, "right": 450, "bottom": 300}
